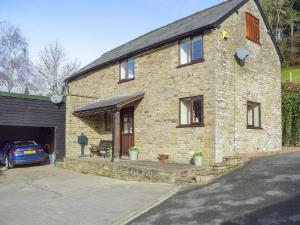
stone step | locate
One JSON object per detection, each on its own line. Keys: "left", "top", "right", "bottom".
{"left": 222, "top": 155, "right": 244, "bottom": 166}
{"left": 213, "top": 163, "right": 234, "bottom": 174}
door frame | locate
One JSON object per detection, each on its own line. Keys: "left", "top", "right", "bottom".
{"left": 120, "top": 107, "right": 135, "bottom": 157}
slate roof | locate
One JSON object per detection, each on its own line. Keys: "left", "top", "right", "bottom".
{"left": 66, "top": 0, "right": 282, "bottom": 82}
{"left": 74, "top": 91, "right": 145, "bottom": 115}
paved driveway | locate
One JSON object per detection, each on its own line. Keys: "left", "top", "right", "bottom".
{"left": 0, "top": 165, "right": 174, "bottom": 225}
{"left": 129, "top": 152, "right": 300, "bottom": 225}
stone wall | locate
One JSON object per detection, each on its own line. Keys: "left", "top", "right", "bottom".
{"left": 213, "top": 0, "right": 282, "bottom": 162}
{"left": 66, "top": 37, "right": 218, "bottom": 164}
{"left": 65, "top": 0, "right": 281, "bottom": 164}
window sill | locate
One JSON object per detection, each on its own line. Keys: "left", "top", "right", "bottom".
{"left": 177, "top": 124, "right": 204, "bottom": 128}
{"left": 177, "top": 59, "right": 205, "bottom": 68}
{"left": 247, "top": 126, "right": 263, "bottom": 130}
{"left": 246, "top": 36, "right": 261, "bottom": 46}
{"left": 118, "top": 78, "right": 135, "bottom": 84}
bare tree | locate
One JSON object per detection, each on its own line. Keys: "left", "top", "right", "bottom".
{"left": 0, "top": 22, "right": 33, "bottom": 92}
{"left": 34, "top": 41, "right": 80, "bottom": 95}
{"left": 286, "top": 8, "right": 300, "bottom": 37}
{"left": 260, "top": 0, "right": 293, "bottom": 41}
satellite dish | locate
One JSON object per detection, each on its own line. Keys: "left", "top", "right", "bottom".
{"left": 235, "top": 48, "right": 250, "bottom": 63}
{"left": 50, "top": 94, "right": 63, "bottom": 104}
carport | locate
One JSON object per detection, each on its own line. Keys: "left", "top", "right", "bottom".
{"left": 0, "top": 91, "right": 65, "bottom": 159}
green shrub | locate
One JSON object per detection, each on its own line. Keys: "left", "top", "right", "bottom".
{"left": 194, "top": 151, "right": 203, "bottom": 157}
{"left": 128, "top": 146, "right": 139, "bottom": 152}
{"left": 282, "top": 82, "right": 300, "bottom": 146}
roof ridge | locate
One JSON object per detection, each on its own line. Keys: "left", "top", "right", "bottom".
{"left": 66, "top": 0, "right": 252, "bottom": 82}
{"left": 100, "top": 0, "right": 235, "bottom": 57}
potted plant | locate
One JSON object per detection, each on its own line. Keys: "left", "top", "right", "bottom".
{"left": 158, "top": 154, "right": 169, "bottom": 163}
{"left": 194, "top": 151, "right": 204, "bottom": 166}
{"left": 128, "top": 146, "right": 138, "bottom": 160}
{"left": 49, "top": 151, "right": 56, "bottom": 165}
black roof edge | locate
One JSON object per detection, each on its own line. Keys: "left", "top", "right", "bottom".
{"left": 253, "top": 0, "right": 284, "bottom": 63}
{"left": 65, "top": 0, "right": 283, "bottom": 83}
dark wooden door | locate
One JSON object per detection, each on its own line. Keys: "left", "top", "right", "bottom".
{"left": 120, "top": 107, "right": 134, "bottom": 156}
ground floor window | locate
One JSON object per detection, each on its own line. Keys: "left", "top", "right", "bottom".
{"left": 179, "top": 96, "right": 204, "bottom": 127}
{"left": 105, "top": 113, "right": 112, "bottom": 131}
{"left": 247, "top": 101, "right": 261, "bottom": 129}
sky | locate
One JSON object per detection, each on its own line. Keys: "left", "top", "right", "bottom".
{"left": 1, "top": 0, "right": 223, "bottom": 67}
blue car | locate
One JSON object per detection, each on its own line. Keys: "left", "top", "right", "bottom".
{"left": 0, "top": 141, "right": 46, "bottom": 169}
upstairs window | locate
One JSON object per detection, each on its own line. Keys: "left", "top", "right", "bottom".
{"left": 179, "top": 96, "right": 204, "bottom": 127}
{"left": 246, "top": 12, "right": 260, "bottom": 44}
{"left": 247, "top": 101, "right": 261, "bottom": 129}
{"left": 120, "top": 58, "right": 135, "bottom": 82}
{"left": 179, "top": 35, "right": 203, "bottom": 66}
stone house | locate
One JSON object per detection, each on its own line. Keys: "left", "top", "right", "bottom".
{"left": 64, "top": 0, "right": 282, "bottom": 165}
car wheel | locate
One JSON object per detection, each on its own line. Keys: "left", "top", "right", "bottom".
{"left": 5, "top": 156, "right": 13, "bottom": 169}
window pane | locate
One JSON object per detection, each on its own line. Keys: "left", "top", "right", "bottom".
{"left": 128, "top": 59, "right": 135, "bottom": 79}
{"left": 120, "top": 61, "right": 127, "bottom": 80}
{"left": 180, "top": 99, "right": 191, "bottom": 125}
{"left": 246, "top": 13, "right": 260, "bottom": 44}
{"left": 253, "top": 105, "right": 260, "bottom": 127}
{"left": 192, "top": 36, "right": 203, "bottom": 61}
{"left": 180, "top": 39, "right": 191, "bottom": 65}
{"left": 192, "top": 98, "right": 202, "bottom": 123}
{"left": 247, "top": 105, "right": 253, "bottom": 126}
{"left": 105, "top": 114, "right": 112, "bottom": 131}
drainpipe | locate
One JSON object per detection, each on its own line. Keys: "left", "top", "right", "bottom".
{"left": 111, "top": 110, "right": 115, "bottom": 162}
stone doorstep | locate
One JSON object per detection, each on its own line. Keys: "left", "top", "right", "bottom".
{"left": 57, "top": 157, "right": 242, "bottom": 187}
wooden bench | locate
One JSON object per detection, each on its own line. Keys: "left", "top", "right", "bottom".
{"left": 89, "top": 140, "right": 112, "bottom": 158}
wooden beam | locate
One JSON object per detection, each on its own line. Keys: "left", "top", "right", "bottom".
{"left": 112, "top": 110, "right": 120, "bottom": 160}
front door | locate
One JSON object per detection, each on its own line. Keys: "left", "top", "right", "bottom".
{"left": 120, "top": 107, "right": 134, "bottom": 157}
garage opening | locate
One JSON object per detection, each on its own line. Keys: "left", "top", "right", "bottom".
{"left": 0, "top": 125, "right": 55, "bottom": 154}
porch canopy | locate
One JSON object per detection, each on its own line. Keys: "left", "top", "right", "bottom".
{"left": 73, "top": 91, "right": 145, "bottom": 116}
{"left": 73, "top": 91, "right": 144, "bottom": 161}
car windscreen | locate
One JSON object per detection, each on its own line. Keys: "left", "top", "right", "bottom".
{"left": 13, "top": 141, "right": 38, "bottom": 147}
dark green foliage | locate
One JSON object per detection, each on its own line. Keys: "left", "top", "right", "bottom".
{"left": 294, "top": 0, "right": 300, "bottom": 11}
{"left": 281, "top": 32, "right": 300, "bottom": 66}
{"left": 282, "top": 82, "right": 300, "bottom": 146}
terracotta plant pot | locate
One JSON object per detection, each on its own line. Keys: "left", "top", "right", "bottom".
{"left": 158, "top": 154, "right": 169, "bottom": 163}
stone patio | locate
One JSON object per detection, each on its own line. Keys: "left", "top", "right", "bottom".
{"left": 57, "top": 156, "right": 243, "bottom": 187}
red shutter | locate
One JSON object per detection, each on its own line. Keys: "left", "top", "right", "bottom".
{"left": 246, "top": 13, "right": 260, "bottom": 44}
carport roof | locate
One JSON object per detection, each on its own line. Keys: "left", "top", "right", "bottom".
{"left": 73, "top": 91, "right": 145, "bottom": 115}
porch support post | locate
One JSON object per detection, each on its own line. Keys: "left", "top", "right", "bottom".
{"left": 112, "top": 110, "right": 120, "bottom": 161}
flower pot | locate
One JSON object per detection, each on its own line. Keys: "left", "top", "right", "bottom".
{"left": 194, "top": 156, "right": 203, "bottom": 166}
{"left": 158, "top": 154, "right": 169, "bottom": 163}
{"left": 129, "top": 151, "right": 138, "bottom": 160}
{"left": 49, "top": 152, "right": 56, "bottom": 165}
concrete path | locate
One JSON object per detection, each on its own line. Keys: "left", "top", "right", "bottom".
{"left": 129, "top": 152, "right": 300, "bottom": 225}
{"left": 0, "top": 165, "right": 174, "bottom": 225}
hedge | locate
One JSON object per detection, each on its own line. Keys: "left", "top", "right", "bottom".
{"left": 282, "top": 82, "right": 300, "bottom": 146}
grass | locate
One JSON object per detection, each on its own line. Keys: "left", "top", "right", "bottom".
{"left": 282, "top": 66, "right": 300, "bottom": 82}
